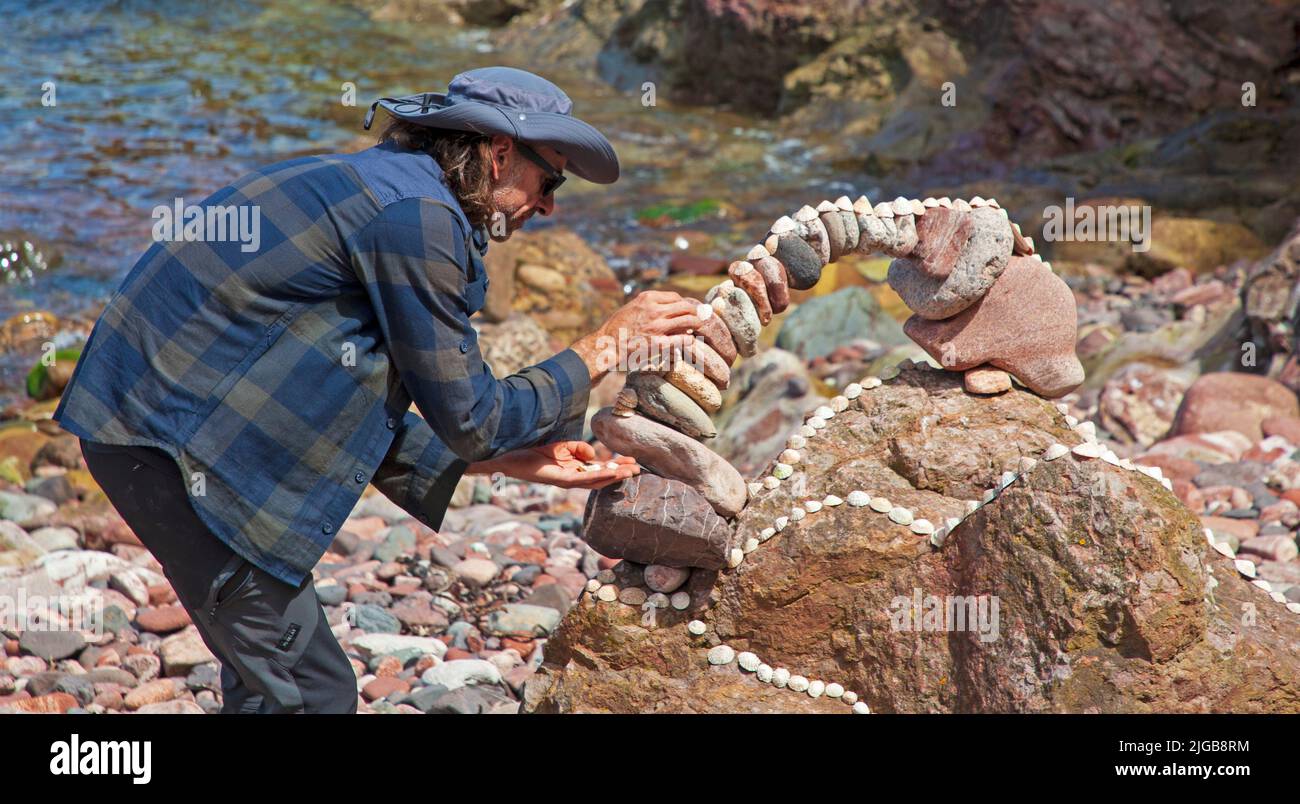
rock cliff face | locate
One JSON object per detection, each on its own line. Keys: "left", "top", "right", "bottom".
{"left": 523, "top": 365, "right": 1300, "bottom": 713}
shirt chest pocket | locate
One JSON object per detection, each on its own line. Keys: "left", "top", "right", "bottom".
{"left": 462, "top": 246, "right": 488, "bottom": 317}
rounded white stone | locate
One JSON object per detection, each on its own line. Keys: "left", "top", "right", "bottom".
{"left": 846, "top": 490, "right": 870, "bottom": 507}
{"left": 737, "top": 651, "right": 761, "bottom": 672}
{"left": 779, "top": 448, "right": 801, "bottom": 465}
{"left": 772, "top": 668, "right": 790, "bottom": 688}
{"left": 743, "top": 537, "right": 760, "bottom": 553}
{"left": 982, "top": 488, "right": 997, "bottom": 504}
{"left": 647, "top": 592, "right": 670, "bottom": 608}
{"left": 728, "top": 548, "right": 745, "bottom": 567}
{"left": 774, "top": 516, "right": 789, "bottom": 532}
{"left": 807, "top": 679, "right": 825, "bottom": 698}
{"left": 844, "top": 383, "right": 863, "bottom": 400}
{"left": 1271, "top": 591, "right": 1288, "bottom": 604}
{"left": 1042, "top": 443, "right": 1069, "bottom": 461}
{"left": 671, "top": 591, "right": 691, "bottom": 610}
{"left": 596, "top": 585, "right": 618, "bottom": 602}
{"left": 888, "top": 507, "right": 914, "bottom": 525}
{"left": 799, "top": 424, "right": 817, "bottom": 438}
{"left": 910, "top": 518, "right": 935, "bottom": 536}
{"left": 823, "top": 494, "right": 843, "bottom": 507}
{"left": 929, "top": 527, "right": 949, "bottom": 548}
{"left": 1288, "top": 603, "right": 1300, "bottom": 615}
{"left": 1065, "top": 415, "right": 1078, "bottom": 427}
{"left": 830, "top": 395, "right": 849, "bottom": 412}
{"left": 852, "top": 701, "right": 871, "bottom": 714}
{"left": 805, "top": 500, "right": 823, "bottom": 513}
{"left": 841, "top": 690, "right": 858, "bottom": 705}
{"left": 759, "top": 527, "right": 776, "bottom": 542}
{"left": 790, "top": 506, "right": 806, "bottom": 521}
{"left": 687, "top": 619, "right": 707, "bottom": 635}
{"left": 1075, "top": 421, "right": 1097, "bottom": 442}
{"left": 756, "top": 664, "right": 774, "bottom": 683}
{"left": 773, "top": 463, "right": 793, "bottom": 480}
{"left": 1212, "top": 540, "right": 1235, "bottom": 558}
{"left": 762, "top": 476, "right": 781, "bottom": 490}
{"left": 1161, "top": 478, "right": 1173, "bottom": 491}
{"left": 747, "top": 481, "right": 763, "bottom": 497}
{"left": 999, "top": 471, "right": 1016, "bottom": 489}
{"left": 825, "top": 682, "right": 844, "bottom": 698}
{"left": 708, "top": 645, "right": 736, "bottom": 665}
{"left": 586, "top": 579, "right": 602, "bottom": 593}
{"left": 965, "top": 500, "right": 980, "bottom": 514}
{"left": 861, "top": 376, "right": 882, "bottom": 389}
{"left": 1072, "top": 442, "right": 1103, "bottom": 459}
{"left": 808, "top": 416, "right": 827, "bottom": 430}
{"left": 1251, "top": 579, "right": 1272, "bottom": 592}
{"left": 596, "top": 569, "right": 617, "bottom": 584}
{"left": 869, "top": 497, "right": 892, "bottom": 513}
{"left": 787, "top": 434, "right": 807, "bottom": 450}
{"left": 1234, "top": 558, "right": 1257, "bottom": 578}
{"left": 787, "top": 675, "right": 810, "bottom": 693}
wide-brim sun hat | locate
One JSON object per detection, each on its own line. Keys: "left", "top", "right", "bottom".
{"left": 363, "top": 66, "right": 619, "bottom": 185}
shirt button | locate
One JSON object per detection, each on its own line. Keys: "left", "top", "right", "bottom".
{"left": 354, "top": 471, "right": 366, "bottom": 483}
{"left": 459, "top": 340, "right": 469, "bottom": 353}
{"left": 386, "top": 417, "right": 397, "bottom": 429}
{"left": 322, "top": 523, "right": 334, "bottom": 535}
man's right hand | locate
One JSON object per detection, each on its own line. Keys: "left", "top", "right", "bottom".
{"left": 571, "top": 290, "right": 706, "bottom": 382}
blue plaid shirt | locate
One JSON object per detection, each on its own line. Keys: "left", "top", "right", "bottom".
{"left": 54, "top": 142, "right": 592, "bottom": 586}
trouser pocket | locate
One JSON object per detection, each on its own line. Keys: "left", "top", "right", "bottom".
{"left": 201, "top": 554, "right": 320, "bottom": 713}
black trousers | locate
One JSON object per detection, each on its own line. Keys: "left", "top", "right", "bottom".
{"left": 79, "top": 438, "right": 358, "bottom": 714}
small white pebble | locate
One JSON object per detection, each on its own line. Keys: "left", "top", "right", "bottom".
{"left": 1251, "top": 579, "right": 1272, "bottom": 592}
{"left": 747, "top": 482, "right": 763, "bottom": 497}
{"left": 910, "top": 518, "right": 934, "bottom": 536}
{"left": 585, "top": 579, "right": 602, "bottom": 593}
{"left": 671, "top": 591, "right": 690, "bottom": 610}
{"left": 1042, "top": 443, "right": 1069, "bottom": 461}
{"left": 743, "top": 537, "right": 760, "bottom": 553}
{"left": 846, "top": 490, "right": 870, "bottom": 507}
{"left": 808, "top": 416, "right": 827, "bottom": 430}
{"left": 1072, "top": 442, "right": 1103, "bottom": 459}
{"left": 807, "top": 680, "right": 825, "bottom": 698}
{"left": 729, "top": 548, "right": 745, "bottom": 567}
{"left": 596, "top": 585, "right": 618, "bottom": 602}
{"left": 1271, "top": 591, "right": 1288, "bottom": 604}
{"left": 708, "top": 645, "right": 736, "bottom": 665}
{"left": 844, "top": 383, "right": 862, "bottom": 399}
{"left": 852, "top": 701, "right": 871, "bottom": 714}
{"left": 1074, "top": 421, "right": 1097, "bottom": 442}
{"left": 804, "top": 499, "right": 823, "bottom": 513}
{"left": 1065, "top": 415, "right": 1078, "bottom": 427}
{"left": 647, "top": 592, "right": 670, "bottom": 608}
{"left": 830, "top": 395, "right": 849, "bottom": 412}
{"left": 929, "top": 527, "right": 949, "bottom": 548}
{"left": 773, "top": 463, "right": 793, "bottom": 479}
{"left": 825, "top": 682, "right": 844, "bottom": 698}
{"left": 841, "top": 691, "right": 858, "bottom": 705}
{"left": 687, "top": 619, "right": 707, "bottom": 636}
{"left": 888, "top": 507, "right": 914, "bottom": 525}
{"left": 772, "top": 668, "right": 790, "bottom": 688}
{"left": 779, "top": 448, "right": 801, "bottom": 464}
{"left": 756, "top": 664, "right": 774, "bottom": 683}
{"left": 606, "top": 461, "right": 620, "bottom": 470}
{"left": 861, "top": 376, "right": 882, "bottom": 389}
{"left": 965, "top": 500, "right": 980, "bottom": 514}
{"left": 799, "top": 424, "right": 817, "bottom": 438}
{"left": 999, "top": 471, "right": 1016, "bottom": 489}
{"left": 790, "top": 506, "right": 806, "bottom": 521}
{"left": 1234, "top": 558, "right": 1257, "bottom": 578}
{"left": 759, "top": 527, "right": 776, "bottom": 542}
{"left": 1212, "top": 541, "right": 1235, "bottom": 558}
{"left": 982, "top": 488, "right": 997, "bottom": 504}
{"left": 787, "top": 434, "right": 807, "bottom": 450}
{"left": 774, "top": 516, "right": 789, "bottom": 531}
{"left": 869, "top": 497, "right": 892, "bottom": 513}
{"left": 763, "top": 476, "right": 781, "bottom": 490}
{"left": 823, "top": 494, "right": 843, "bottom": 507}
{"left": 737, "top": 651, "right": 761, "bottom": 672}
{"left": 814, "top": 405, "right": 835, "bottom": 420}
{"left": 1287, "top": 603, "right": 1300, "bottom": 615}
{"left": 1055, "top": 403, "right": 1070, "bottom": 415}
{"left": 596, "top": 569, "right": 616, "bottom": 584}
{"left": 787, "top": 675, "right": 810, "bottom": 693}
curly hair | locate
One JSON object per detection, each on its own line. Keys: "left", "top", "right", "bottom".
{"left": 378, "top": 118, "right": 498, "bottom": 228}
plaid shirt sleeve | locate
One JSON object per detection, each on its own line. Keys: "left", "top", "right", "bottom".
{"left": 352, "top": 196, "right": 592, "bottom": 467}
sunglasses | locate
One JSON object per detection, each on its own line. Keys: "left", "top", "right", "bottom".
{"left": 514, "top": 141, "right": 566, "bottom": 198}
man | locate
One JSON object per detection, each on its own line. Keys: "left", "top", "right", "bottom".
{"left": 53, "top": 67, "right": 703, "bottom": 713}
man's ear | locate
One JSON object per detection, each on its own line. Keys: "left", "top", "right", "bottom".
{"left": 489, "top": 135, "right": 513, "bottom": 181}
